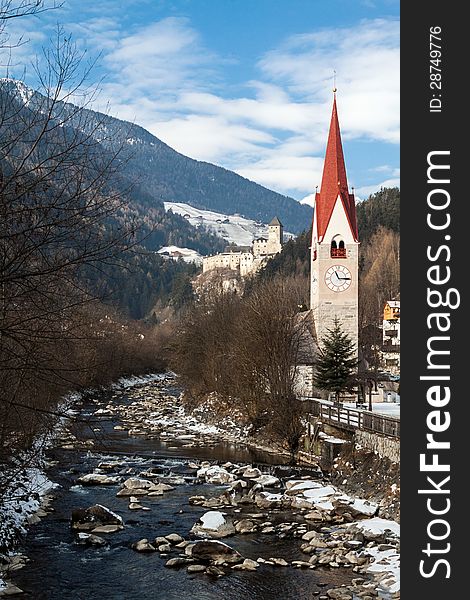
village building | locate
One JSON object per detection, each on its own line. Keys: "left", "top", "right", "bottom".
{"left": 202, "top": 217, "right": 284, "bottom": 277}
{"left": 381, "top": 300, "right": 400, "bottom": 375}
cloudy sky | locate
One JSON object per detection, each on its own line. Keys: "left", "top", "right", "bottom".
{"left": 4, "top": 0, "right": 400, "bottom": 202}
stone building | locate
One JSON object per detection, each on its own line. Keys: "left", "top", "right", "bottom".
{"left": 202, "top": 217, "right": 283, "bottom": 277}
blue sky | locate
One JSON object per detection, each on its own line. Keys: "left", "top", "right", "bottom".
{"left": 3, "top": 0, "right": 400, "bottom": 202}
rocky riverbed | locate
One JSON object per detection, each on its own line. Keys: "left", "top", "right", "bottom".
{"left": 0, "top": 373, "right": 400, "bottom": 599}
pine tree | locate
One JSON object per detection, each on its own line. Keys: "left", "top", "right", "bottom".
{"left": 314, "top": 317, "right": 358, "bottom": 404}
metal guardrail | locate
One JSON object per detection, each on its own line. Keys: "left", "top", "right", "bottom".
{"left": 306, "top": 399, "right": 400, "bottom": 439}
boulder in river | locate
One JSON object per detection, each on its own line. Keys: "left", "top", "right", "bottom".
{"left": 197, "top": 466, "right": 235, "bottom": 485}
{"left": 132, "top": 539, "right": 156, "bottom": 553}
{"left": 77, "top": 473, "right": 120, "bottom": 486}
{"left": 75, "top": 533, "right": 107, "bottom": 547}
{"left": 71, "top": 504, "right": 124, "bottom": 532}
{"left": 190, "top": 540, "right": 243, "bottom": 565}
{"left": 232, "top": 558, "right": 259, "bottom": 571}
{"left": 234, "top": 519, "right": 257, "bottom": 534}
{"left": 190, "top": 511, "right": 235, "bottom": 539}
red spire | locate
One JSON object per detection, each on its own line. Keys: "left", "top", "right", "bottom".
{"left": 314, "top": 95, "right": 358, "bottom": 241}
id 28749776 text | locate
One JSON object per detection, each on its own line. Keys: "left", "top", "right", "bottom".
{"left": 429, "top": 26, "right": 443, "bottom": 113}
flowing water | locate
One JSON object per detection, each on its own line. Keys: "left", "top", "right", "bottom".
{"left": 11, "top": 378, "right": 357, "bottom": 599}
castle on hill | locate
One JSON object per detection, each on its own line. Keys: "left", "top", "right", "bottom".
{"left": 202, "top": 217, "right": 283, "bottom": 277}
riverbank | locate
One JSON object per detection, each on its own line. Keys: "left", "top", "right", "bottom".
{"left": 1, "top": 372, "right": 400, "bottom": 599}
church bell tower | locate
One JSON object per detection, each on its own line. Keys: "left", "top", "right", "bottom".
{"left": 310, "top": 92, "right": 359, "bottom": 354}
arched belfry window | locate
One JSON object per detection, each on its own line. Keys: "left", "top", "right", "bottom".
{"left": 331, "top": 235, "right": 346, "bottom": 258}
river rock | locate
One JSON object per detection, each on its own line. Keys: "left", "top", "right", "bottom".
{"left": 302, "top": 531, "right": 319, "bottom": 541}
{"left": 150, "top": 483, "right": 174, "bottom": 494}
{"left": 241, "top": 467, "right": 262, "bottom": 479}
{"left": 75, "top": 533, "right": 107, "bottom": 547}
{"left": 285, "top": 480, "right": 324, "bottom": 495}
{"left": 0, "top": 582, "right": 24, "bottom": 596}
{"left": 165, "top": 533, "right": 184, "bottom": 544}
{"left": 187, "top": 564, "right": 206, "bottom": 573}
{"left": 269, "top": 557, "right": 288, "bottom": 566}
{"left": 254, "top": 474, "right": 280, "bottom": 487}
{"left": 71, "top": 504, "right": 124, "bottom": 532}
{"left": 255, "top": 492, "right": 289, "bottom": 510}
{"left": 132, "top": 538, "right": 156, "bottom": 552}
{"left": 326, "top": 589, "right": 353, "bottom": 600}
{"left": 332, "top": 497, "right": 378, "bottom": 519}
{"left": 197, "top": 466, "right": 235, "bottom": 485}
{"left": 190, "top": 540, "right": 243, "bottom": 564}
{"left": 232, "top": 558, "right": 259, "bottom": 571}
{"left": 128, "top": 502, "right": 150, "bottom": 511}
{"left": 305, "top": 510, "right": 324, "bottom": 521}
{"left": 97, "top": 461, "right": 123, "bottom": 471}
{"left": 205, "top": 565, "right": 225, "bottom": 577}
{"left": 116, "top": 488, "right": 148, "bottom": 497}
{"left": 77, "top": 473, "right": 120, "bottom": 486}
{"left": 91, "top": 524, "right": 123, "bottom": 534}
{"left": 188, "top": 496, "right": 207, "bottom": 505}
{"left": 190, "top": 511, "right": 235, "bottom": 539}
{"left": 122, "top": 477, "right": 154, "bottom": 490}
{"left": 234, "top": 519, "right": 256, "bottom": 534}
{"left": 165, "top": 557, "right": 190, "bottom": 568}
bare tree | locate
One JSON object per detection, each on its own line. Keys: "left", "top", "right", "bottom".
{"left": 0, "top": 25, "right": 140, "bottom": 494}
{"left": 233, "top": 277, "right": 308, "bottom": 461}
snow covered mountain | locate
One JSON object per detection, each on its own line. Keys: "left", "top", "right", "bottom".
{"left": 1, "top": 78, "right": 312, "bottom": 236}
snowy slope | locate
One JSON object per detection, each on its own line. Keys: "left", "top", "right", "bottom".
{"left": 157, "top": 245, "right": 203, "bottom": 265}
{"left": 164, "top": 202, "right": 294, "bottom": 248}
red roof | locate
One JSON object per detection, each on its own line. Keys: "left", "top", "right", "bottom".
{"left": 314, "top": 96, "right": 358, "bottom": 242}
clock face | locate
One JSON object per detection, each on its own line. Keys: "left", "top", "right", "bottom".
{"left": 325, "top": 265, "right": 352, "bottom": 292}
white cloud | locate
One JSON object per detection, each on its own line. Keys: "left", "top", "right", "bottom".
{"left": 5, "top": 11, "right": 399, "bottom": 199}
{"left": 355, "top": 177, "right": 400, "bottom": 198}
{"left": 258, "top": 19, "right": 400, "bottom": 145}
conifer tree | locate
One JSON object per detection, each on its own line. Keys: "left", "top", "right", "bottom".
{"left": 314, "top": 317, "right": 357, "bottom": 404}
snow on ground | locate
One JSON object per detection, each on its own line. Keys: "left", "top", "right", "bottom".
{"left": 347, "top": 517, "right": 401, "bottom": 596}
{"left": 354, "top": 517, "right": 400, "bottom": 538}
{"left": 0, "top": 465, "right": 58, "bottom": 549}
{"left": 343, "top": 402, "right": 401, "bottom": 419}
{"left": 157, "top": 245, "right": 203, "bottom": 266}
{"left": 366, "top": 547, "right": 400, "bottom": 595}
{"left": 286, "top": 480, "right": 323, "bottom": 492}
{"left": 315, "top": 398, "right": 400, "bottom": 420}
{"left": 111, "top": 373, "right": 169, "bottom": 390}
{"left": 164, "top": 201, "right": 294, "bottom": 248}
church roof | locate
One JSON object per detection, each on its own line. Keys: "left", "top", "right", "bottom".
{"left": 269, "top": 216, "right": 283, "bottom": 227}
{"left": 314, "top": 95, "right": 358, "bottom": 242}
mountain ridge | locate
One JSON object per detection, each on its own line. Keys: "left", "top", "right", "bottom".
{"left": 1, "top": 78, "right": 312, "bottom": 235}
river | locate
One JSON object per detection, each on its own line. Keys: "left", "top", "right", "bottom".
{"left": 10, "top": 375, "right": 361, "bottom": 599}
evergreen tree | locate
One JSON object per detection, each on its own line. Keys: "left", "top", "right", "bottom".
{"left": 314, "top": 318, "right": 358, "bottom": 404}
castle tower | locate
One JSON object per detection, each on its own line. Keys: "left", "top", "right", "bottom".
{"left": 310, "top": 93, "right": 359, "bottom": 354}
{"left": 266, "top": 216, "right": 283, "bottom": 254}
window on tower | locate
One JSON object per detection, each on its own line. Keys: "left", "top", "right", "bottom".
{"left": 331, "top": 237, "right": 346, "bottom": 258}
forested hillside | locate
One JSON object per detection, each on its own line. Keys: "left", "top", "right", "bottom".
{"left": 356, "top": 187, "right": 400, "bottom": 244}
